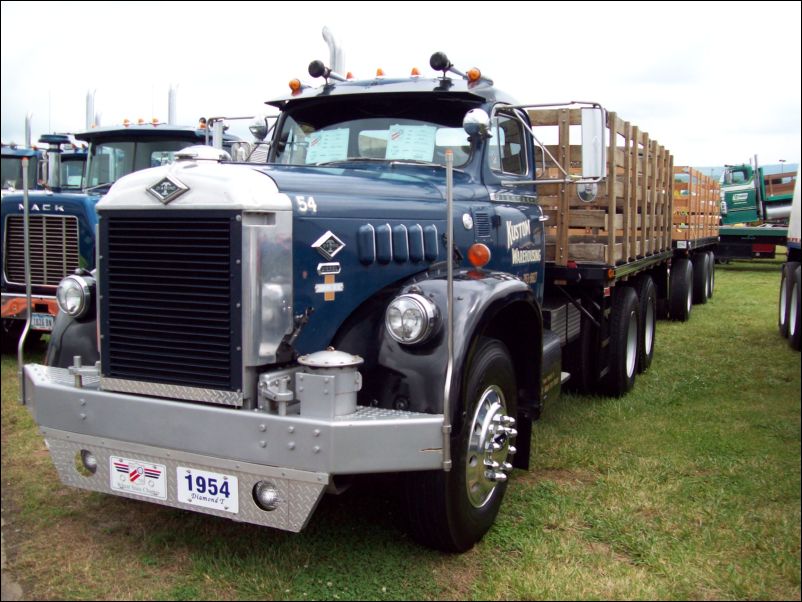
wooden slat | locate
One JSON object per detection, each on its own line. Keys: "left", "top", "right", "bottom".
{"left": 557, "top": 109, "right": 571, "bottom": 266}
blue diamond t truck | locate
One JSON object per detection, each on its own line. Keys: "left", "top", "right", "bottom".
{"left": 21, "top": 52, "right": 714, "bottom": 551}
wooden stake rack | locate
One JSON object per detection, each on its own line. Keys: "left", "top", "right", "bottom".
{"left": 672, "top": 166, "right": 720, "bottom": 242}
{"left": 528, "top": 108, "right": 673, "bottom": 267}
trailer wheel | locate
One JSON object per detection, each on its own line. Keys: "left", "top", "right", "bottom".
{"left": 403, "top": 337, "right": 518, "bottom": 552}
{"left": 633, "top": 275, "right": 657, "bottom": 373}
{"left": 692, "top": 252, "right": 710, "bottom": 305}
{"left": 706, "top": 251, "right": 715, "bottom": 299}
{"left": 604, "top": 287, "right": 639, "bottom": 396}
{"left": 669, "top": 258, "right": 693, "bottom": 321}
{"left": 789, "top": 265, "right": 801, "bottom": 351}
{"left": 779, "top": 262, "right": 798, "bottom": 338}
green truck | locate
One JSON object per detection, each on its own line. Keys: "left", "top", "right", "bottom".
{"left": 718, "top": 159, "right": 796, "bottom": 260}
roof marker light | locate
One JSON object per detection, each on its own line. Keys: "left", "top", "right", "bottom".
{"left": 289, "top": 78, "right": 303, "bottom": 93}
{"left": 411, "top": 67, "right": 421, "bottom": 77}
{"left": 467, "top": 68, "right": 482, "bottom": 83}
{"left": 346, "top": 71, "right": 354, "bottom": 80}
{"left": 122, "top": 118, "right": 130, "bottom": 127}
{"left": 376, "top": 68, "right": 385, "bottom": 77}
{"left": 137, "top": 117, "right": 145, "bottom": 125}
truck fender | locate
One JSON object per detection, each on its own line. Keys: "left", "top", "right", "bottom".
{"left": 46, "top": 310, "right": 99, "bottom": 369}
{"left": 332, "top": 269, "right": 544, "bottom": 427}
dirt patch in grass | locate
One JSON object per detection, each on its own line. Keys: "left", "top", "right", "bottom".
{"left": 520, "top": 468, "right": 598, "bottom": 488}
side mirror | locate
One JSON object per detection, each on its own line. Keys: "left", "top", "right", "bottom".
{"left": 249, "top": 116, "right": 269, "bottom": 142}
{"left": 581, "top": 107, "right": 607, "bottom": 179}
{"left": 230, "top": 142, "right": 253, "bottom": 162}
{"left": 463, "top": 108, "right": 491, "bottom": 139}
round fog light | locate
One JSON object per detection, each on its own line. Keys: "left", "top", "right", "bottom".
{"left": 75, "top": 449, "right": 97, "bottom": 476}
{"left": 253, "top": 481, "right": 280, "bottom": 511}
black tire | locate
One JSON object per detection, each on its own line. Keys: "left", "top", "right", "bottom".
{"left": 789, "top": 266, "right": 801, "bottom": 352}
{"left": 632, "top": 275, "right": 657, "bottom": 374}
{"left": 404, "top": 338, "right": 518, "bottom": 552}
{"left": 691, "top": 252, "right": 709, "bottom": 305}
{"left": 779, "top": 262, "right": 799, "bottom": 338}
{"left": 669, "top": 257, "right": 693, "bottom": 322}
{"left": 603, "top": 286, "right": 639, "bottom": 396}
{"left": 1, "top": 320, "right": 24, "bottom": 354}
{"left": 1, "top": 320, "right": 41, "bottom": 354}
{"left": 706, "top": 251, "right": 715, "bottom": 299}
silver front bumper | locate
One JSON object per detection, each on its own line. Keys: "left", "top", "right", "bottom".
{"left": 43, "top": 428, "right": 328, "bottom": 532}
{"left": 24, "top": 364, "right": 444, "bottom": 531}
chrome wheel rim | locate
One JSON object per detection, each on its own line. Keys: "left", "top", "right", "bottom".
{"left": 626, "top": 309, "right": 638, "bottom": 377}
{"left": 465, "top": 385, "right": 516, "bottom": 509}
{"left": 644, "top": 298, "right": 655, "bottom": 356}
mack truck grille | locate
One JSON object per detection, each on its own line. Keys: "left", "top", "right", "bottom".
{"left": 3, "top": 215, "right": 80, "bottom": 286}
{"left": 99, "top": 212, "right": 243, "bottom": 405}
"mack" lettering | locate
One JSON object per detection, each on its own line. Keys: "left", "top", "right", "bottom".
{"left": 18, "top": 203, "right": 65, "bottom": 213}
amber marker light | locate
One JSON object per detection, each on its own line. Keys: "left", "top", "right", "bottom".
{"left": 468, "top": 243, "right": 491, "bottom": 268}
{"left": 289, "top": 78, "right": 302, "bottom": 94}
{"left": 376, "top": 68, "right": 385, "bottom": 77}
{"left": 122, "top": 118, "right": 130, "bottom": 127}
{"left": 346, "top": 71, "right": 354, "bottom": 80}
{"left": 137, "top": 117, "right": 145, "bottom": 125}
{"left": 467, "top": 68, "right": 482, "bottom": 83}
{"left": 411, "top": 67, "right": 421, "bottom": 76}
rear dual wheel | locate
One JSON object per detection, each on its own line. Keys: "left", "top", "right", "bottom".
{"left": 669, "top": 257, "right": 693, "bottom": 321}
{"left": 604, "top": 287, "right": 640, "bottom": 396}
{"left": 789, "top": 265, "right": 801, "bottom": 351}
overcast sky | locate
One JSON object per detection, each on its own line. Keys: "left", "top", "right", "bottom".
{"left": 2, "top": 1, "right": 800, "bottom": 167}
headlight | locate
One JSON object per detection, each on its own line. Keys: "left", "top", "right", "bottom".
{"left": 385, "top": 293, "right": 439, "bottom": 345}
{"left": 56, "top": 275, "right": 93, "bottom": 318}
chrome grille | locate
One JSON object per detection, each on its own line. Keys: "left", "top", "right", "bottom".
{"left": 4, "top": 215, "right": 80, "bottom": 286}
{"left": 100, "top": 213, "right": 243, "bottom": 398}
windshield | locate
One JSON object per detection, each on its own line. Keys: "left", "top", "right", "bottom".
{"left": 86, "top": 139, "right": 198, "bottom": 188}
{"left": 273, "top": 97, "right": 474, "bottom": 167}
{"left": 1, "top": 156, "right": 39, "bottom": 190}
{"left": 60, "top": 155, "right": 85, "bottom": 190}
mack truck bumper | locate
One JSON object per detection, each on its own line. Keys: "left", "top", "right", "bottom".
{"left": 23, "top": 364, "right": 444, "bottom": 532}
{"left": 2, "top": 293, "right": 59, "bottom": 331}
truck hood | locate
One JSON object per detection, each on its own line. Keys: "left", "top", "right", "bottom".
{"left": 255, "top": 164, "right": 483, "bottom": 218}
{"left": 0, "top": 190, "right": 100, "bottom": 217}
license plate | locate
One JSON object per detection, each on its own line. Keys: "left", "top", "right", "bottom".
{"left": 177, "top": 467, "right": 238, "bottom": 514}
{"left": 31, "top": 313, "right": 54, "bottom": 331}
{"left": 110, "top": 456, "right": 167, "bottom": 500}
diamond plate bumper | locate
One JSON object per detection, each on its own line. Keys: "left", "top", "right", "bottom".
{"left": 44, "top": 429, "right": 327, "bottom": 532}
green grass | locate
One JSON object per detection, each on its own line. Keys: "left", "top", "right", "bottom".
{"left": 2, "top": 259, "right": 800, "bottom": 600}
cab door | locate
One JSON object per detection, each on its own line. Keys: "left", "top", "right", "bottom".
{"left": 482, "top": 108, "right": 545, "bottom": 302}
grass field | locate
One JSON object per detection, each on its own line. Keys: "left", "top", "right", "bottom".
{"left": 2, "top": 259, "right": 800, "bottom": 601}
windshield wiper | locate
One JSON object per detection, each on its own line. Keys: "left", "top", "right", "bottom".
{"left": 315, "top": 157, "right": 389, "bottom": 166}
{"left": 84, "top": 182, "right": 114, "bottom": 194}
{"left": 316, "top": 157, "right": 451, "bottom": 169}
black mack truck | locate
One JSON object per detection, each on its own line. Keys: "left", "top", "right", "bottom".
{"left": 22, "top": 52, "right": 683, "bottom": 552}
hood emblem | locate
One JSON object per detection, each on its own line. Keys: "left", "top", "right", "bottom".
{"left": 147, "top": 175, "right": 189, "bottom": 204}
{"left": 312, "top": 231, "right": 345, "bottom": 260}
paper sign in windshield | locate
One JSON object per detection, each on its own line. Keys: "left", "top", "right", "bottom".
{"left": 386, "top": 125, "right": 436, "bottom": 162}
{"left": 306, "top": 128, "right": 349, "bottom": 164}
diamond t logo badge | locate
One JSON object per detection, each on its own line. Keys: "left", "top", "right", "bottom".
{"left": 311, "top": 231, "right": 345, "bottom": 260}
{"left": 147, "top": 175, "right": 189, "bottom": 204}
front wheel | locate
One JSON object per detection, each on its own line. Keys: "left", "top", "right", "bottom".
{"left": 404, "top": 338, "right": 518, "bottom": 552}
